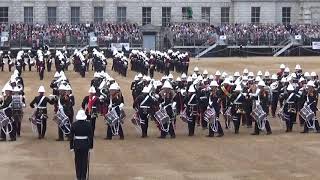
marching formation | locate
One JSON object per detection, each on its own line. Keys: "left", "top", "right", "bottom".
{"left": 0, "top": 51, "right": 320, "bottom": 142}
{"left": 130, "top": 64, "right": 320, "bottom": 138}
{"left": 0, "top": 46, "right": 109, "bottom": 80}
{"left": 128, "top": 49, "right": 190, "bottom": 77}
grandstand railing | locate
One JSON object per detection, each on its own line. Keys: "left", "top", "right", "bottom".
{"left": 6, "top": 35, "right": 143, "bottom": 49}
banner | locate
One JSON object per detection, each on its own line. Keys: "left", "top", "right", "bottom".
{"left": 90, "top": 36, "right": 97, "bottom": 42}
{"left": 111, "top": 43, "right": 130, "bottom": 51}
{"left": 312, "top": 42, "right": 320, "bottom": 50}
{"left": 220, "top": 35, "right": 226, "bottom": 40}
{"left": 1, "top": 36, "right": 8, "bottom": 42}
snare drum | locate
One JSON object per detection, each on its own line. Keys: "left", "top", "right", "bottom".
{"left": 154, "top": 109, "right": 170, "bottom": 125}
{"left": 105, "top": 108, "right": 120, "bottom": 126}
{"left": 250, "top": 105, "right": 267, "bottom": 122}
{"left": 180, "top": 109, "right": 190, "bottom": 123}
{"left": 300, "top": 105, "right": 315, "bottom": 121}
{"left": 204, "top": 108, "right": 216, "bottom": 123}
{"left": 0, "top": 110, "right": 9, "bottom": 129}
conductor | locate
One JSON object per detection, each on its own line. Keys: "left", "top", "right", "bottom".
{"left": 70, "top": 109, "right": 94, "bottom": 180}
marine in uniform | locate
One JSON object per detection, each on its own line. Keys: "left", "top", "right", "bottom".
{"left": 158, "top": 81, "right": 176, "bottom": 139}
{"left": 30, "top": 86, "right": 54, "bottom": 139}
{"left": 70, "top": 110, "right": 93, "bottom": 180}
{"left": 133, "top": 86, "right": 155, "bottom": 138}
{"left": 81, "top": 87, "right": 100, "bottom": 137}
{"left": 0, "top": 84, "right": 16, "bottom": 141}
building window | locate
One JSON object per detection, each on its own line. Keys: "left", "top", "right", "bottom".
{"left": 221, "top": 7, "right": 230, "bottom": 24}
{"left": 201, "top": 7, "right": 210, "bottom": 23}
{"left": 282, "top": 7, "right": 291, "bottom": 25}
{"left": 94, "top": 7, "right": 103, "bottom": 23}
{"left": 162, "top": 7, "right": 171, "bottom": 27}
{"left": 0, "top": 7, "right": 8, "bottom": 23}
{"left": 71, "top": 7, "right": 80, "bottom": 24}
{"left": 117, "top": 7, "right": 126, "bottom": 23}
{"left": 251, "top": 7, "right": 260, "bottom": 24}
{"left": 142, "top": 7, "right": 151, "bottom": 25}
{"left": 182, "top": 7, "right": 193, "bottom": 20}
{"left": 24, "top": 7, "right": 33, "bottom": 24}
{"left": 47, "top": 7, "right": 57, "bottom": 24}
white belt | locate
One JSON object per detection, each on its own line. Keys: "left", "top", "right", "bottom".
{"left": 37, "top": 107, "right": 47, "bottom": 109}
{"left": 74, "top": 136, "right": 88, "bottom": 140}
{"left": 140, "top": 106, "right": 150, "bottom": 109}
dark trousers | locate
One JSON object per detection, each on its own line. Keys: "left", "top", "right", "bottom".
{"left": 0, "top": 64, "right": 3, "bottom": 71}
{"left": 106, "top": 124, "right": 124, "bottom": 139}
{"left": 208, "top": 120, "right": 224, "bottom": 136}
{"left": 37, "top": 118, "right": 47, "bottom": 138}
{"left": 286, "top": 112, "right": 296, "bottom": 132}
{"left": 74, "top": 149, "right": 89, "bottom": 180}
{"left": 13, "top": 111, "right": 22, "bottom": 136}
{"left": 245, "top": 112, "right": 253, "bottom": 127}
{"left": 39, "top": 70, "right": 44, "bottom": 80}
{"left": 233, "top": 114, "right": 241, "bottom": 134}
{"left": 253, "top": 120, "right": 272, "bottom": 134}
{"left": 8, "top": 64, "right": 12, "bottom": 72}
{"left": 188, "top": 115, "right": 196, "bottom": 136}
{"left": 47, "top": 63, "right": 52, "bottom": 72}
{"left": 88, "top": 116, "right": 96, "bottom": 136}
{"left": 140, "top": 113, "right": 149, "bottom": 137}
{"left": 149, "top": 68, "right": 154, "bottom": 78}
{"left": 58, "top": 126, "right": 64, "bottom": 140}
{"left": 271, "top": 96, "right": 279, "bottom": 117}
{"left": 1, "top": 118, "right": 16, "bottom": 140}
{"left": 160, "top": 122, "right": 175, "bottom": 138}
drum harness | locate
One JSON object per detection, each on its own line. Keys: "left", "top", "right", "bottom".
{"left": 30, "top": 96, "right": 46, "bottom": 134}
{"left": 302, "top": 96, "right": 316, "bottom": 129}
{"left": 207, "top": 97, "right": 218, "bottom": 132}
{"left": 105, "top": 98, "right": 122, "bottom": 136}
{"left": 0, "top": 102, "right": 13, "bottom": 135}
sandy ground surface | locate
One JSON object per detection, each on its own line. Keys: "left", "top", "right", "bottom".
{"left": 0, "top": 56, "right": 320, "bottom": 180}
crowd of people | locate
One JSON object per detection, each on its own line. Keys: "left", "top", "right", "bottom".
{"left": 170, "top": 23, "right": 320, "bottom": 46}
{"left": 0, "top": 22, "right": 319, "bottom": 49}
{"left": 6, "top": 23, "right": 142, "bottom": 48}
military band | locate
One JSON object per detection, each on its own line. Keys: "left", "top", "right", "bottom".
{"left": 0, "top": 46, "right": 320, "bottom": 146}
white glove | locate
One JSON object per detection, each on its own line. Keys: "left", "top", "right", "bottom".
{"left": 119, "top": 103, "right": 124, "bottom": 109}
{"left": 22, "top": 103, "right": 26, "bottom": 108}
{"left": 99, "top": 95, "right": 104, "bottom": 100}
{"left": 89, "top": 149, "right": 93, "bottom": 153}
{"left": 172, "top": 102, "right": 176, "bottom": 109}
{"left": 108, "top": 104, "right": 112, "bottom": 109}
{"left": 70, "top": 149, "right": 74, "bottom": 152}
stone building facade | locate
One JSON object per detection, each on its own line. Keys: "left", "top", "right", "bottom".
{"left": 0, "top": 0, "right": 319, "bottom": 25}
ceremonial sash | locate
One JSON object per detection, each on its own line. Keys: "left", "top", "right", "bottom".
{"left": 88, "top": 96, "right": 97, "bottom": 114}
{"left": 221, "top": 86, "right": 231, "bottom": 98}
